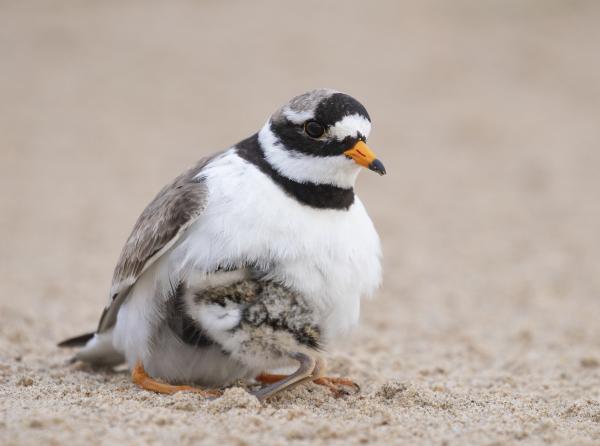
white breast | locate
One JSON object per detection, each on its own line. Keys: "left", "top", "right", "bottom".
{"left": 169, "top": 149, "right": 382, "bottom": 341}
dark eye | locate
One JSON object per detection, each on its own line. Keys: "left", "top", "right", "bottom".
{"left": 304, "top": 120, "right": 325, "bottom": 138}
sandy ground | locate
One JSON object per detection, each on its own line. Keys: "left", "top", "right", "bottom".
{"left": 1, "top": 1, "right": 600, "bottom": 444}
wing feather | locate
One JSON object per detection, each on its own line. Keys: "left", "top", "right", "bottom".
{"left": 96, "top": 156, "right": 213, "bottom": 332}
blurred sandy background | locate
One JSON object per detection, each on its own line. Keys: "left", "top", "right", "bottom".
{"left": 1, "top": 1, "right": 600, "bottom": 444}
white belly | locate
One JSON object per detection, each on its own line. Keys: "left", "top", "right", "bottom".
{"left": 110, "top": 150, "right": 382, "bottom": 383}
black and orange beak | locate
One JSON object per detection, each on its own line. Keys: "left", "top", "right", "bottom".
{"left": 343, "top": 141, "right": 386, "bottom": 176}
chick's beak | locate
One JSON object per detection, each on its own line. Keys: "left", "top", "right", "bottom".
{"left": 343, "top": 140, "right": 386, "bottom": 176}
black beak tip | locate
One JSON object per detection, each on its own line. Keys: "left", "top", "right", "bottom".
{"left": 368, "top": 159, "right": 386, "bottom": 176}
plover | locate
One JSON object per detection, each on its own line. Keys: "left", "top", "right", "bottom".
{"left": 59, "top": 89, "right": 385, "bottom": 400}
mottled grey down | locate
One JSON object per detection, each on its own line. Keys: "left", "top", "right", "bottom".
{"left": 96, "top": 156, "right": 213, "bottom": 332}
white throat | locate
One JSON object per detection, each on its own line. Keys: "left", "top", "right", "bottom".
{"left": 258, "top": 123, "right": 362, "bottom": 189}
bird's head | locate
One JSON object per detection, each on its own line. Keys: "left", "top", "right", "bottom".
{"left": 258, "top": 89, "right": 385, "bottom": 189}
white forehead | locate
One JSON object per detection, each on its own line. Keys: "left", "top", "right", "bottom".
{"left": 328, "top": 114, "right": 372, "bottom": 140}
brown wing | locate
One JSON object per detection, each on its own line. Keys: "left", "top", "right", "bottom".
{"left": 96, "top": 157, "right": 213, "bottom": 333}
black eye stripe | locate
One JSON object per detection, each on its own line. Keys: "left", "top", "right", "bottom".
{"left": 304, "top": 120, "right": 325, "bottom": 138}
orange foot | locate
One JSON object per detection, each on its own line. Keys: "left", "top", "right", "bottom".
{"left": 255, "top": 373, "right": 360, "bottom": 397}
{"left": 313, "top": 376, "right": 360, "bottom": 397}
{"left": 132, "top": 362, "right": 221, "bottom": 398}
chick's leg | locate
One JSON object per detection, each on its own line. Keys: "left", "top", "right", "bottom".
{"left": 256, "top": 357, "right": 360, "bottom": 397}
{"left": 132, "top": 362, "right": 221, "bottom": 397}
{"left": 251, "top": 352, "right": 316, "bottom": 401}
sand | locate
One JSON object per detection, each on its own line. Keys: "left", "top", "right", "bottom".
{"left": 1, "top": 1, "right": 600, "bottom": 444}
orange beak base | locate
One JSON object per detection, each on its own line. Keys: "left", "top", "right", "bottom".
{"left": 343, "top": 140, "right": 386, "bottom": 176}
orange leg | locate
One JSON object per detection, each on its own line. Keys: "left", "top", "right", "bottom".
{"left": 255, "top": 373, "right": 288, "bottom": 384}
{"left": 132, "top": 362, "right": 221, "bottom": 398}
{"left": 255, "top": 373, "right": 360, "bottom": 397}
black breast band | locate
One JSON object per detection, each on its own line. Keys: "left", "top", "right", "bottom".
{"left": 235, "top": 134, "right": 355, "bottom": 210}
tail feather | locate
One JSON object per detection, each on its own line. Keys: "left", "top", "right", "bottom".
{"left": 58, "top": 332, "right": 95, "bottom": 348}
{"left": 58, "top": 329, "right": 125, "bottom": 366}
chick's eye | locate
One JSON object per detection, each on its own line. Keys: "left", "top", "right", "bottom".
{"left": 304, "top": 120, "right": 325, "bottom": 138}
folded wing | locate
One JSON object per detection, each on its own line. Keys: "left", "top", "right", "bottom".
{"left": 96, "top": 156, "right": 214, "bottom": 333}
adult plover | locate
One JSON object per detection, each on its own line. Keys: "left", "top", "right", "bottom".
{"left": 59, "top": 89, "right": 385, "bottom": 400}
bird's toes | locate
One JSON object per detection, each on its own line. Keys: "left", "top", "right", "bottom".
{"left": 313, "top": 376, "right": 360, "bottom": 397}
